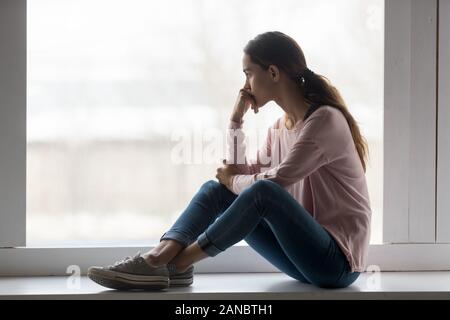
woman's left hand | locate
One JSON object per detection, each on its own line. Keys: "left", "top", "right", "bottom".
{"left": 216, "top": 159, "right": 240, "bottom": 191}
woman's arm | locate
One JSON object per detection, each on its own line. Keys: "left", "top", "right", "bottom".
{"left": 220, "top": 85, "right": 272, "bottom": 193}
{"left": 231, "top": 110, "right": 334, "bottom": 194}
{"left": 226, "top": 119, "right": 273, "bottom": 175}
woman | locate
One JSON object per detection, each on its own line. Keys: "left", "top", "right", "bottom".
{"left": 88, "top": 31, "right": 371, "bottom": 290}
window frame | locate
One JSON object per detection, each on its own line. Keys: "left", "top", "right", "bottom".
{"left": 0, "top": 0, "right": 26, "bottom": 248}
{"left": 437, "top": 0, "right": 450, "bottom": 242}
{"left": 1, "top": 0, "right": 449, "bottom": 276}
{"left": 383, "top": 0, "right": 438, "bottom": 243}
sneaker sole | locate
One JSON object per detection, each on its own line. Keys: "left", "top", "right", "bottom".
{"left": 88, "top": 268, "right": 169, "bottom": 290}
{"left": 169, "top": 276, "right": 194, "bottom": 287}
{"left": 169, "top": 267, "right": 194, "bottom": 287}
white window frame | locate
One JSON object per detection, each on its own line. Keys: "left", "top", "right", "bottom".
{"left": 383, "top": 0, "right": 437, "bottom": 243}
{"left": 437, "top": 0, "right": 450, "bottom": 242}
{"left": 1, "top": 0, "right": 449, "bottom": 276}
{"left": 0, "top": 0, "right": 26, "bottom": 248}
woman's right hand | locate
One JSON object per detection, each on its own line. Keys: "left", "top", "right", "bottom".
{"left": 230, "top": 87, "right": 258, "bottom": 122}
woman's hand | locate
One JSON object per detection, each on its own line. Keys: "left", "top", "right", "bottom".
{"left": 230, "top": 86, "right": 258, "bottom": 122}
{"left": 216, "top": 159, "right": 241, "bottom": 191}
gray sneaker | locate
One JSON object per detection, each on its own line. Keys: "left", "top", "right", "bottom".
{"left": 87, "top": 252, "right": 169, "bottom": 290}
{"left": 87, "top": 252, "right": 195, "bottom": 290}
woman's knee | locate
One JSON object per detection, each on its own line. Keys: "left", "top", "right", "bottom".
{"left": 200, "top": 180, "right": 229, "bottom": 199}
{"left": 200, "top": 180, "right": 222, "bottom": 192}
{"left": 245, "top": 180, "right": 285, "bottom": 201}
{"left": 249, "top": 180, "right": 281, "bottom": 193}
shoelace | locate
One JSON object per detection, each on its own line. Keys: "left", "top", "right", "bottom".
{"left": 112, "top": 252, "right": 141, "bottom": 267}
{"left": 110, "top": 252, "right": 182, "bottom": 274}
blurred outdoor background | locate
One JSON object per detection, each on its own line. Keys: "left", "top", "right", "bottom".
{"left": 27, "top": 0, "right": 384, "bottom": 246}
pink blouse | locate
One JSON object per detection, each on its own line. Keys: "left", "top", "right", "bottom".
{"left": 226, "top": 105, "right": 372, "bottom": 272}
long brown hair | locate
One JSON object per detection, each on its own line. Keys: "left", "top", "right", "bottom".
{"left": 244, "top": 31, "right": 369, "bottom": 172}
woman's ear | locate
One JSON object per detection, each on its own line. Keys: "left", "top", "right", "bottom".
{"left": 268, "top": 65, "right": 279, "bottom": 81}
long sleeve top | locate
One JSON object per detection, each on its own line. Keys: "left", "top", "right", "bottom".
{"left": 226, "top": 105, "right": 372, "bottom": 272}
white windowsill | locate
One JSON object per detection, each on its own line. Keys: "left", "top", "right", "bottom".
{"left": 1, "top": 272, "right": 450, "bottom": 300}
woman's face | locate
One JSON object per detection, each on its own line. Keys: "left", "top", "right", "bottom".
{"left": 242, "top": 54, "right": 276, "bottom": 109}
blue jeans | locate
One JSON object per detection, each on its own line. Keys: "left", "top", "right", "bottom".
{"left": 160, "top": 179, "right": 360, "bottom": 288}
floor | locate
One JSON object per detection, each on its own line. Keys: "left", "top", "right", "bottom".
{"left": 1, "top": 271, "right": 450, "bottom": 299}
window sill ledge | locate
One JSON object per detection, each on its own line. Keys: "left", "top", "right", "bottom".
{"left": 1, "top": 272, "right": 450, "bottom": 300}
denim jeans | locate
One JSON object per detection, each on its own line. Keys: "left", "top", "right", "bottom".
{"left": 160, "top": 179, "right": 360, "bottom": 288}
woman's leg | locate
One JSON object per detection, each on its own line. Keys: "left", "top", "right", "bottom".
{"left": 143, "top": 180, "right": 238, "bottom": 266}
{"left": 145, "top": 180, "right": 311, "bottom": 279}
{"left": 196, "top": 179, "right": 360, "bottom": 288}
